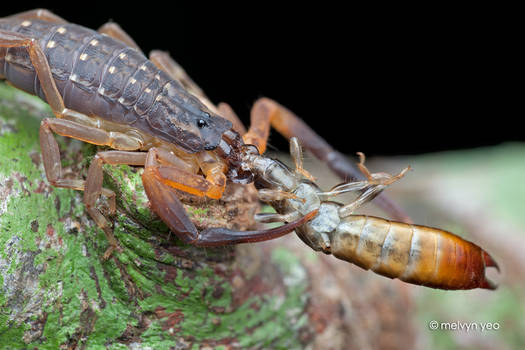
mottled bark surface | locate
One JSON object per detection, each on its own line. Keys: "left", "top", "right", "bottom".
{"left": 0, "top": 83, "right": 417, "bottom": 349}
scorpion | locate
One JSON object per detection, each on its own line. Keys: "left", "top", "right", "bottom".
{"left": 0, "top": 9, "right": 498, "bottom": 290}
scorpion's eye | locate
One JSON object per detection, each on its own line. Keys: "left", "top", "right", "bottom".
{"left": 197, "top": 119, "right": 208, "bottom": 128}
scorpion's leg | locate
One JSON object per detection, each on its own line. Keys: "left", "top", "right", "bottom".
{"left": 1, "top": 9, "right": 67, "bottom": 23}
{"left": 141, "top": 151, "right": 318, "bottom": 245}
{"left": 242, "top": 97, "right": 413, "bottom": 223}
{"left": 147, "top": 51, "right": 248, "bottom": 133}
{"left": 147, "top": 50, "right": 247, "bottom": 133}
{"left": 149, "top": 51, "right": 206, "bottom": 100}
{"left": 0, "top": 30, "right": 67, "bottom": 116}
{"left": 217, "top": 102, "right": 247, "bottom": 134}
{"left": 97, "top": 22, "right": 142, "bottom": 52}
{"left": 84, "top": 151, "right": 147, "bottom": 258}
{"left": 148, "top": 50, "right": 223, "bottom": 114}
{"left": 39, "top": 117, "right": 144, "bottom": 257}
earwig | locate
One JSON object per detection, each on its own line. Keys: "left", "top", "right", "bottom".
{"left": 0, "top": 10, "right": 499, "bottom": 290}
{"left": 244, "top": 138, "right": 499, "bottom": 290}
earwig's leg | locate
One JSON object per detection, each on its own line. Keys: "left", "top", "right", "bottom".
{"left": 336, "top": 154, "right": 410, "bottom": 217}
{"left": 2, "top": 9, "right": 67, "bottom": 23}
{"left": 84, "top": 151, "right": 147, "bottom": 258}
{"left": 254, "top": 212, "right": 301, "bottom": 224}
{"left": 243, "top": 97, "right": 413, "bottom": 223}
{"left": 258, "top": 188, "right": 299, "bottom": 202}
{"left": 356, "top": 152, "right": 411, "bottom": 186}
{"left": 289, "top": 137, "right": 316, "bottom": 181}
{"left": 338, "top": 186, "right": 387, "bottom": 218}
{"left": 97, "top": 22, "right": 141, "bottom": 52}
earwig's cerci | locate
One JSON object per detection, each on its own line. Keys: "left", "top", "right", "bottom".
{"left": 0, "top": 9, "right": 499, "bottom": 290}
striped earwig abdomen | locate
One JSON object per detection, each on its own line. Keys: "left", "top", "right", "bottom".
{"left": 0, "top": 18, "right": 231, "bottom": 153}
{"left": 330, "top": 215, "right": 498, "bottom": 290}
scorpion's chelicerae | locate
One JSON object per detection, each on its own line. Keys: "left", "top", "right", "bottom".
{"left": 0, "top": 9, "right": 498, "bottom": 289}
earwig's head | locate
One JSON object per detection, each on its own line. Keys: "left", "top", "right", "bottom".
{"left": 215, "top": 129, "right": 259, "bottom": 184}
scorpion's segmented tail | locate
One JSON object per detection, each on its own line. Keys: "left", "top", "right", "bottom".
{"left": 330, "top": 215, "right": 499, "bottom": 290}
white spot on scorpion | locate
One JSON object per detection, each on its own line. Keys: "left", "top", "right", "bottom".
{"left": 79, "top": 53, "right": 88, "bottom": 61}
{"left": 119, "top": 52, "right": 127, "bottom": 59}
{"left": 108, "top": 66, "right": 116, "bottom": 74}
{"left": 144, "top": 88, "right": 151, "bottom": 93}
{"left": 89, "top": 39, "right": 99, "bottom": 46}
{"left": 97, "top": 87, "right": 106, "bottom": 95}
{"left": 118, "top": 97, "right": 125, "bottom": 104}
{"left": 70, "top": 74, "right": 78, "bottom": 82}
{"left": 21, "top": 20, "right": 32, "bottom": 27}
{"left": 46, "top": 41, "right": 56, "bottom": 49}
{"left": 139, "top": 64, "right": 147, "bottom": 71}
{"left": 129, "top": 77, "right": 137, "bottom": 84}
{"left": 56, "top": 26, "right": 67, "bottom": 34}
{"left": 155, "top": 74, "right": 160, "bottom": 80}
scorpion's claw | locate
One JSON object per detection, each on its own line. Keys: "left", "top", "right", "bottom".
{"left": 143, "top": 163, "right": 317, "bottom": 246}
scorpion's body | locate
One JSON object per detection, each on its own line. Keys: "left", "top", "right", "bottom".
{"left": 0, "top": 17, "right": 231, "bottom": 156}
{"left": 0, "top": 9, "right": 499, "bottom": 290}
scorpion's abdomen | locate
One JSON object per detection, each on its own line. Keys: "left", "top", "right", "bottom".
{"left": 331, "top": 215, "right": 498, "bottom": 290}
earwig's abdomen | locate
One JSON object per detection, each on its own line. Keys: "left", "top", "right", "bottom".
{"left": 330, "top": 215, "right": 498, "bottom": 290}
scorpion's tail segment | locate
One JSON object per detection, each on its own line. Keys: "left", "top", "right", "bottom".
{"left": 330, "top": 216, "right": 499, "bottom": 290}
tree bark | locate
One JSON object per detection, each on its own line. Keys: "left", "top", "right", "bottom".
{"left": 0, "top": 82, "right": 417, "bottom": 350}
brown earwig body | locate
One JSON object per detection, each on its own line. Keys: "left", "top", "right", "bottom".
{"left": 0, "top": 10, "right": 498, "bottom": 290}
{"left": 246, "top": 140, "right": 499, "bottom": 290}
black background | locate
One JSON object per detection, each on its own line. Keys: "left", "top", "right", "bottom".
{"left": 1, "top": 3, "right": 518, "bottom": 156}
